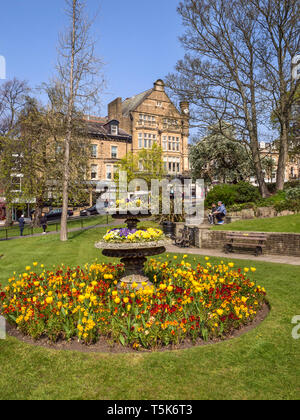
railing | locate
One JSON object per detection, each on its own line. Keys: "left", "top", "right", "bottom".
{"left": 0, "top": 214, "right": 112, "bottom": 241}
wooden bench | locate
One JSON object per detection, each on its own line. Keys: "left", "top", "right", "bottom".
{"left": 224, "top": 232, "right": 267, "bottom": 256}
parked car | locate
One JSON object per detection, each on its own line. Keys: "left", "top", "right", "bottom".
{"left": 80, "top": 205, "right": 99, "bottom": 217}
{"left": 45, "top": 208, "right": 73, "bottom": 221}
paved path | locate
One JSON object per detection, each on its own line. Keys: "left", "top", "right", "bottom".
{"left": 2, "top": 222, "right": 299, "bottom": 266}
{"left": 0, "top": 220, "right": 125, "bottom": 242}
{"left": 165, "top": 244, "right": 300, "bottom": 266}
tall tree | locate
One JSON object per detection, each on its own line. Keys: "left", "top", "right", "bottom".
{"left": 190, "top": 124, "right": 254, "bottom": 184}
{"left": 167, "top": 0, "right": 299, "bottom": 197}
{"left": 0, "top": 78, "right": 29, "bottom": 225}
{"left": 250, "top": 0, "right": 300, "bottom": 190}
{"left": 18, "top": 95, "right": 90, "bottom": 226}
{"left": 53, "top": 0, "right": 103, "bottom": 241}
{"left": 115, "top": 144, "right": 166, "bottom": 187}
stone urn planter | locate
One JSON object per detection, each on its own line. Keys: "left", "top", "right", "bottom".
{"left": 95, "top": 239, "right": 167, "bottom": 289}
{"left": 96, "top": 207, "right": 168, "bottom": 289}
{"left": 108, "top": 209, "right": 151, "bottom": 230}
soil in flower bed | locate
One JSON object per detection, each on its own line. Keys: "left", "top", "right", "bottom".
{"left": 5, "top": 303, "right": 269, "bottom": 354}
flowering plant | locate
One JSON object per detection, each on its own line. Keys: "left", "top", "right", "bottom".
{"left": 0, "top": 258, "right": 267, "bottom": 349}
{"left": 115, "top": 198, "right": 149, "bottom": 210}
{"left": 103, "top": 227, "right": 164, "bottom": 243}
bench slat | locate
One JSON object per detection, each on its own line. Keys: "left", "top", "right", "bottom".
{"left": 226, "top": 235, "right": 267, "bottom": 240}
{"left": 226, "top": 233, "right": 267, "bottom": 238}
{"left": 226, "top": 242, "right": 266, "bottom": 248}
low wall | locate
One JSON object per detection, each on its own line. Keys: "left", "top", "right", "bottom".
{"left": 225, "top": 207, "right": 296, "bottom": 221}
{"left": 185, "top": 226, "right": 300, "bottom": 257}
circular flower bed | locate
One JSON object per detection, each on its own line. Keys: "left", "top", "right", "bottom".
{"left": 103, "top": 227, "right": 164, "bottom": 243}
{"left": 0, "top": 258, "right": 267, "bottom": 350}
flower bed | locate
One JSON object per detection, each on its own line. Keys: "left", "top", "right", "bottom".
{"left": 0, "top": 258, "right": 267, "bottom": 349}
{"left": 103, "top": 228, "right": 164, "bottom": 243}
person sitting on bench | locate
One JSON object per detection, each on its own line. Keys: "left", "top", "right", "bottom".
{"left": 213, "top": 201, "right": 227, "bottom": 225}
{"left": 208, "top": 203, "right": 217, "bottom": 225}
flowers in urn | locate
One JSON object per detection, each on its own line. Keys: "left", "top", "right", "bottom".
{"left": 103, "top": 227, "right": 164, "bottom": 243}
{"left": 114, "top": 198, "right": 150, "bottom": 211}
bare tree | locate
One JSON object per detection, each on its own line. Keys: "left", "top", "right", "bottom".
{"left": 0, "top": 78, "right": 30, "bottom": 226}
{"left": 168, "top": 0, "right": 298, "bottom": 197}
{"left": 53, "top": 0, "right": 104, "bottom": 241}
{"left": 0, "top": 78, "right": 30, "bottom": 135}
{"left": 250, "top": 0, "right": 300, "bottom": 190}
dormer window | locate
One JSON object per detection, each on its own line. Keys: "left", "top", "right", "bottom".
{"left": 111, "top": 125, "right": 118, "bottom": 135}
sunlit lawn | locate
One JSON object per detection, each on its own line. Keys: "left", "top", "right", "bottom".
{"left": 0, "top": 214, "right": 112, "bottom": 240}
{"left": 0, "top": 225, "right": 299, "bottom": 400}
{"left": 213, "top": 214, "right": 300, "bottom": 233}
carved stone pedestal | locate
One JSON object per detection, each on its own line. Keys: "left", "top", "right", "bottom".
{"left": 95, "top": 240, "right": 167, "bottom": 290}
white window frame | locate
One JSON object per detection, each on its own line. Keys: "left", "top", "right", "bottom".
{"left": 91, "top": 144, "right": 98, "bottom": 158}
{"left": 91, "top": 164, "right": 98, "bottom": 180}
{"left": 111, "top": 145, "right": 118, "bottom": 159}
{"left": 111, "top": 125, "right": 118, "bottom": 135}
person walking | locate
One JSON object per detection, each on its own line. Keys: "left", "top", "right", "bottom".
{"left": 18, "top": 214, "right": 25, "bottom": 236}
{"left": 40, "top": 213, "right": 48, "bottom": 234}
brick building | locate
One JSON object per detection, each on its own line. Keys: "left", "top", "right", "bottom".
{"left": 86, "top": 79, "right": 190, "bottom": 182}
{"left": 255, "top": 142, "right": 300, "bottom": 184}
{"left": 86, "top": 116, "right": 132, "bottom": 181}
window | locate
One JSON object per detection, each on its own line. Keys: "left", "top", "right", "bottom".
{"left": 138, "top": 114, "right": 156, "bottom": 126}
{"left": 176, "top": 137, "right": 180, "bottom": 152}
{"left": 162, "top": 136, "right": 167, "bottom": 151}
{"left": 163, "top": 118, "right": 179, "bottom": 129}
{"left": 106, "top": 165, "right": 112, "bottom": 180}
{"left": 91, "top": 164, "right": 98, "bottom": 180}
{"left": 111, "top": 146, "right": 118, "bottom": 159}
{"left": 138, "top": 133, "right": 143, "bottom": 149}
{"left": 111, "top": 125, "right": 118, "bottom": 135}
{"left": 91, "top": 144, "right": 98, "bottom": 158}
{"left": 11, "top": 175, "right": 22, "bottom": 192}
{"left": 138, "top": 133, "right": 157, "bottom": 149}
{"left": 163, "top": 157, "right": 168, "bottom": 171}
{"left": 56, "top": 144, "right": 63, "bottom": 155}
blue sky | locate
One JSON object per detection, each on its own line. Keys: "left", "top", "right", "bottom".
{"left": 0, "top": 0, "right": 185, "bottom": 115}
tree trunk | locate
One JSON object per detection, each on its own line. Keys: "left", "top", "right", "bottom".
{"left": 4, "top": 206, "right": 13, "bottom": 227}
{"left": 60, "top": 0, "right": 76, "bottom": 242}
{"left": 33, "top": 197, "right": 44, "bottom": 227}
{"left": 60, "top": 130, "right": 71, "bottom": 241}
{"left": 250, "top": 140, "right": 270, "bottom": 197}
{"left": 276, "top": 119, "right": 289, "bottom": 191}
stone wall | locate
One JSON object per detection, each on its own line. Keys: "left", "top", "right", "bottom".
{"left": 187, "top": 226, "right": 300, "bottom": 257}
{"left": 225, "top": 206, "right": 297, "bottom": 222}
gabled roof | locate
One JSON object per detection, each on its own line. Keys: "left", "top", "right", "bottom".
{"left": 122, "top": 89, "right": 153, "bottom": 116}
{"left": 85, "top": 120, "right": 131, "bottom": 140}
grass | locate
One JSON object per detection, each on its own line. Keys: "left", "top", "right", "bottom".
{"left": 0, "top": 225, "right": 300, "bottom": 400}
{"left": 213, "top": 213, "right": 300, "bottom": 233}
{"left": 0, "top": 214, "right": 112, "bottom": 240}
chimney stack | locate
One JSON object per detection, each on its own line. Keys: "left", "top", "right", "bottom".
{"left": 108, "top": 97, "right": 122, "bottom": 121}
{"left": 153, "top": 79, "right": 165, "bottom": 92}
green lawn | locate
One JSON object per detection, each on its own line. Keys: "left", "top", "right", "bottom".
{"left": 0, "top": 214, "right": 112, "bottom": 240}
{"left": 213, "top": 214, "right": 300, "bottom": 233}
{"left": 0, "top": 226, "right": 299, "bottom": 400}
